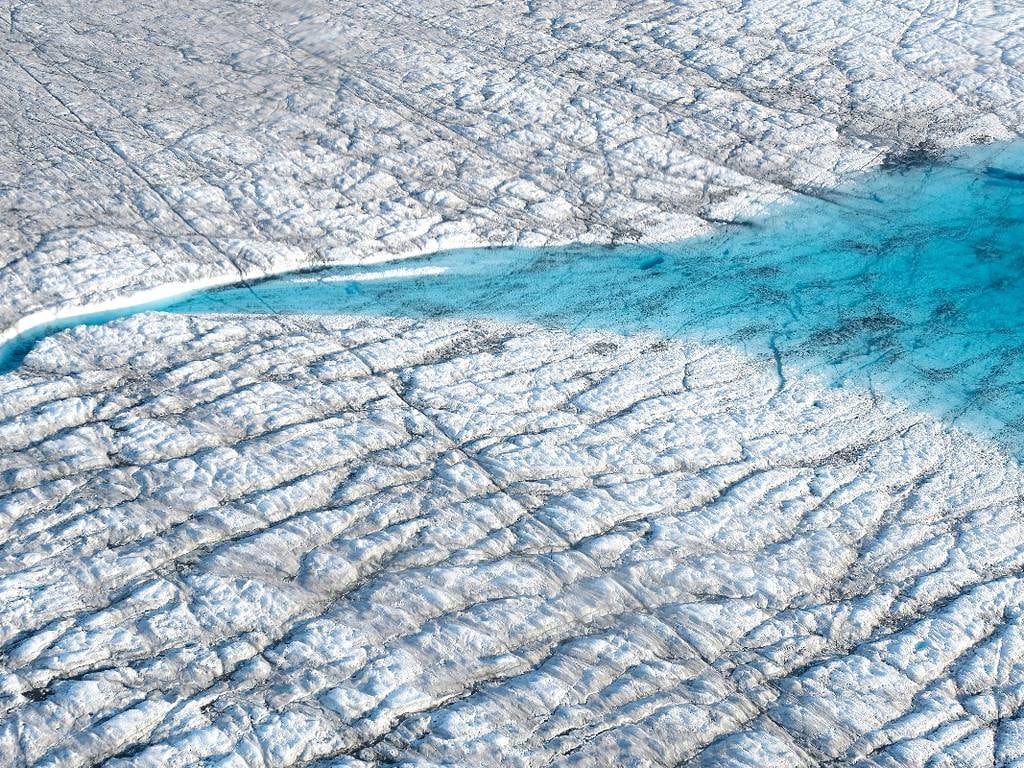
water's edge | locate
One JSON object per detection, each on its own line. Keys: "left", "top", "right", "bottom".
{"left": 0, "top": 238, "right": 494, "bottom": 375}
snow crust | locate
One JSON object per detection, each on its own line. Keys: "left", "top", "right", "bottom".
{"left": 3, "top": 313, "right": 1024, "bottom": 766}
{"left": 3, "top": 0, "right": 1024, "bottom": 335}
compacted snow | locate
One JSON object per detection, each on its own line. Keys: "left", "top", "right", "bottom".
{"left": 3, "top": 1, "right": 1024, "bottom": 767}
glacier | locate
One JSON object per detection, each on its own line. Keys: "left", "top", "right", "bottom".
{"left": 3, "top": 0, "right": 1024, "bottom": 766}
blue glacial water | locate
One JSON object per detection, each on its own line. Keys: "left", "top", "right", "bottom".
{"left": 6, "top": 140, "right": 1024, "bottom": 453}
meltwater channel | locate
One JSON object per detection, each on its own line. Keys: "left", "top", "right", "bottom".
{"left": 7, "top": 140, "right": 1024, "bottom": 454}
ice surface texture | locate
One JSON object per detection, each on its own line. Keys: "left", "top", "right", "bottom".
{"left": 4, "top": 313, "right": 1024, "bottom": 767}
{"left": 3, "top": 0, "right": 1024, "bottom": 335}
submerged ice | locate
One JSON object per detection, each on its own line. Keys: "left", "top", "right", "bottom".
{"left": 169, "top": 141, "right": 1024, "bottom": 454}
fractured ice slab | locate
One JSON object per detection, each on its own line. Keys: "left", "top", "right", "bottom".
{"left": 2, "top": 312, "right": 1024, "bottom": 765}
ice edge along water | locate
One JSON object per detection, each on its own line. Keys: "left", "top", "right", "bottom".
{"left": 0, "top": 239, "right": 487, "bottom": 374}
